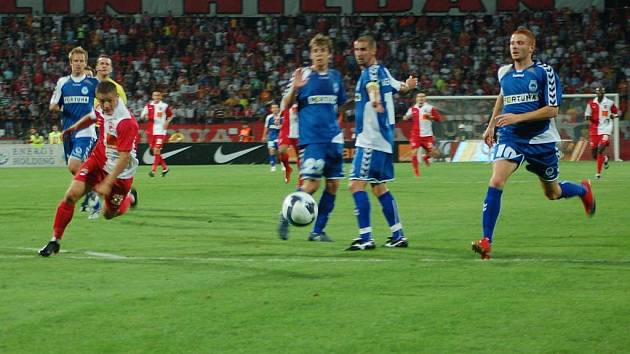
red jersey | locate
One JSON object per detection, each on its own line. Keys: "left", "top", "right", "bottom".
{"left": 405, "top": 103, "right": 442, "bottom": 138}
{"left": 585, "top": 97, "right": 618, "bottom": 136}
{"left": 141, "top": 100, "right": 173, "bottom": 136}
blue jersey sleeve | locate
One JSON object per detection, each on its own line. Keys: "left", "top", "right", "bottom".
{"left": 541, "top": 65, "right": 562, "bottom": 107}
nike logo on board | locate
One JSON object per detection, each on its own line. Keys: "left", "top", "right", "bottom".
{"left": 213, "top": 145, "right": 264, "bottom": 164}
{"left": 142, "top": 146, "right": 192, "bottom": 164}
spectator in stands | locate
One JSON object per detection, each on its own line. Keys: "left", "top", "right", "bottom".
{"left": 48, "top": 124, "right": 62, "bottom": 144}
{"left": 27, "top": 128, "right": 45, "bottom": 146}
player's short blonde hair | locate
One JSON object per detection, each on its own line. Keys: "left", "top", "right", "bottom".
{"left": 309, "top": 34, "right": 332, "bottom": 52}
{"left": 68, "top": 46, "right": 88, "bottom": 61}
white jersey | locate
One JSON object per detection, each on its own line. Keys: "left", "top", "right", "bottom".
{"left": 585, "top": 97, "right": 618, "bottom": 136}
{"left": 141, "top": 100, "right": 173, "bottom": 136}
{"left": 405, "top": 103, "right": 441, "bottom": 137}
{"left": 92, "top": 102, "right": 139, "bottom": 179}
{"left": 288, "top": 105, "right": 299, "bottom": 139}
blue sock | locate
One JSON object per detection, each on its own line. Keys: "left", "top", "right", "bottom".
{"left": 312, "top": 191, "right": 335, "bottom": 234}
{"left": 482, "top": 187, "right": 503, "bottom": 243}
{"left": 378, "top": 191, "right": 403, "bottom": 240}
{"left": 352, "top": 191, "right": 371, "bottom": 241}
{"left": 269, "top": 155, "right": 276, "bottom": 167}
{"left": 559, "top": 181, "right": 586, "bottom": 198}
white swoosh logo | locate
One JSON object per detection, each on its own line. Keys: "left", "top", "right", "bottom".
{"left": 214, "top": 145, "right": 264, "bottom": 164}
{"left": 142, "top": 146, "right": 192, "bottom": 164}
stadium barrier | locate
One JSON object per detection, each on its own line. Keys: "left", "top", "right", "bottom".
{"left": 0, "top": 144, "right": 65, "bottom": 168}
{"left": 138, "top": 141, "right": 379, "bottom": 165}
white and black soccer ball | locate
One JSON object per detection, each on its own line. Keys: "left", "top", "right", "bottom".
{"left": 281, "top": 191, "right": 318, "bottom": 227}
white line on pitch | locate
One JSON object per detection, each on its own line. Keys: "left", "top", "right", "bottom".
{"left": 3, "top": 249, "right": 630, "bottom": 265}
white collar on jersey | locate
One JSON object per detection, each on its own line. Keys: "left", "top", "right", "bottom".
{"left": 70, "top": 74, "right": 86, "bottom": 82}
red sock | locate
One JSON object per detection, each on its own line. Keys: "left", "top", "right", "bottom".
{"left": 423, "top": 154, "right": 431, "bottom": 166}
{"left": 152, "top": 153, "right": 160, "bottom": 172}
{"left": 596, "top": 153, "right": 604, "bottom": 174}
{"left": 160, "top": 154, "right": 168, "bottom": 170}
{"left": 117, "top": 194, "right": 133, "bottom": 216}
{"left": 279, "top": 152, "right": 290, "bottom": 170}
{"left": 411, "top": 155, "right": 420, "bottom": 176}
{"left": 53, "top": 201, "right": 75, "bottom": 239}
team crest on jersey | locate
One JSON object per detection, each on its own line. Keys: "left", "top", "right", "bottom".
{"left": 81, "top": 86, "right": 89, "bottom": 95}
{"left": 333, "top": 82, "right": 339, "bottom": 94}
{"left": 111, "top": 194, "right": 124, "bottom": 206}
{"left": 528, "top": 80, "right": 538, "bottom": 92}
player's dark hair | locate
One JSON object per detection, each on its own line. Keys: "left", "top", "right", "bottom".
{"left": 96, "top": 81, "right": 117, "bottom": 95}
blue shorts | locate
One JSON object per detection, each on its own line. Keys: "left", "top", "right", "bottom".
{"left": 492, "top": 141, "right": 559, "bottom": 181}
{"left": 349, "top": 147, "right": 394, "bottom": 183}
{"left": 267, "top": 140, "right": 278, "bottom": 150}
{"left": 64, "top": 136, "right": 97, "bottom": 163}
{"left": 300, "top": 143, "right": 344, "bottom": 180}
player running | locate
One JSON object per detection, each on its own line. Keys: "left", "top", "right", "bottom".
{"left": 472, "top": 28, "right": 595, "bottom": 260}
{"left": 141, "top": 90, "right": 175, "bottom": 177}
{"left": 277, "top": 103, "right": 300, "bottom": 184}
{"left": 584, "top": 86, "right": 619, "bottom": 179}
{"left": 403, "top": 92, "right": 442, "bottom": 177}
{"left": 50, "top": 47, "right": 100, "bottom": 215}
{"left": 39, "top": 81, "right": 139, "bottom": 257}
{"left": 262, "top": 103, "right": 282, "bottom": 172}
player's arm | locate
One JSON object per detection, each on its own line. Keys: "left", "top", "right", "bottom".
{"left": 282, "top": 68, "right": 307, "bottom": 109}
{"left": 62, "top": 111, "right": 96, "bottom": 136}
{"left": 49, "top": 78, "right": 64, "bottom": 112}
{"left": 584, "top": 103, "right": 594, "bottom": 122}
{"left": 483, "top": 95, "right": 503, "bottom": 147}
{"left": 397, "top": 76, "right": 418, "bottom": 93}
{"left": 164, "top": 106, "right": 174, "bottom": 130}
{"left": 431, "top": 107, "right": 443, "bottom": 121}
{"left": 495, "top": 105, "right": 558, "bottom": 127}
{"left": 261, "top": 119, "right": 269, "bottom": 142}
{"left": 366, "top": 81, "right": 384, "bottom": 113}
{"left": 402, "top": 108, "right": 412, "bottom": 121}
{"left": 140, "top": 105, "right": 148, "bottom": 121}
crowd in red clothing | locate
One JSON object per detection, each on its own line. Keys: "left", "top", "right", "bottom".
{"left": 0, "top": 8, "right": 627, "bottom": 139}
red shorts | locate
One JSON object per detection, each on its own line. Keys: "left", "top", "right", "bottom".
{"left": 150, "top": 135, "right": 167, "bottom": 149}
{"left": 589, "top": 134, "right": 610, "bottom": 149}
{"left": 74, "top": 156, "right": 134, "bottom": 211}
{"left": 410, "top": 136, "right": 435, "bottom": 151}
{"left": 278, "top": 134, "right": 299, "bottom": 148}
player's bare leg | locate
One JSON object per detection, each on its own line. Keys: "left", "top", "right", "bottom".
{"left": 278, "top": 144, "right": 292, "bottom": 183}
{"left": 410, "top": 147, "right": 420, "bottom": 177}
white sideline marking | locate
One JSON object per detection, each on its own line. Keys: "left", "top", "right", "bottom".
{"left": 84, "top": 251, "right": 128, "bottom": 260}
{"left": 4, "top": 248, "right": 630, "bottom": 265}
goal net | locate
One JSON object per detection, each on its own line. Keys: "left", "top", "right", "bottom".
{"left": 418, "top": 93, "right": 622, "bottom": 162}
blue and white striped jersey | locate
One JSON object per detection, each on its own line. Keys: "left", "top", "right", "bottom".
{"left": 50, "top": 74, "right": 99, "bottom": 139}
{"left": 264, "top": 113, "right": 281, "bottom": 141}
{"left": 286, "top": 67, "right": 346, "bottom": 146}
{"left": 497, "top": 61, "right": 562, "bottom": 144}
{"left": 354, "top": 64, "right": 401, "bottom": 154}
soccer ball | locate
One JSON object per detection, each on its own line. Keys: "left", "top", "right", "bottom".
{"left": 281, "top": 191, "right": 318, "bottom": 227}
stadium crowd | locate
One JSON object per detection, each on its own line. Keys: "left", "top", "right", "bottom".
{"left": 0, "top": 8, "right": 627, "bottom": 139}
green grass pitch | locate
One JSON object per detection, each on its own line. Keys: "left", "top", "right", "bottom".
{"left": 1, "top": 162, "right": 629, "bottom": 353}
